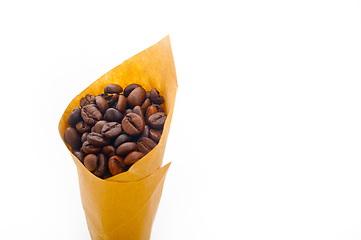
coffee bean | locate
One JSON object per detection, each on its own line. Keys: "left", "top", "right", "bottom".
{"left": 102, "top": 93, "right": 119, "bottom": 106}
{"left": 116, "top": 142, "right": 138, "bottom": 156}
{"left": 87, "top": 132, "right": 110, "bottom": 147}
{"left": 148, "top": 112, "right": 167, "bottom": 129}
{"left": 80, "top": 94, "right": 96, "bottom": 107}
{"left": 150, "top": 88, "right": 164, "bottom": 104}
{"left": 93, "top": 120, "right": 108, "bottom": 133}
{"left": 123, "top": 151, "right": 144, "bottom": 165}
{"left": 102, "top": 145, "right": 116, "bottom": 157}
{"left": 104, "top": 84, "right": 123, "bottom": 94}
{"left": 133, "top": 106, "right": 144, "bottom": 119}
{"left": 104, "top": 108, "right": 123, "bottom": 122}
{"left": 122, "top": 113, "right": 145, "bottom": 136}
{"left": 145, "top": 105, "right": 158, "bottom": 123}
{"left": 124, "top": 108, "right": 133, "bottom": 115}
{"left": 141, "top": 98, "right": 151, "bottom": 113}
{"left": 84, "top": 154, "right": 98, "bottom": 172}
{"left": 73, "top": 151, "right": 85, "bottom": 163}
{"left": 124, "top": 83, "right": 141, "bottom": 97}
{"left": 140, "top": 125, "right": 150, "bottom": 138}
{"left": 81, "top": 132, "right": 89, "bottom": 143}
{"left": 81, "top": 104, "right": 103, "bottom": 125}
{"left": 81, "top": 141, "right": 102, "bottom": 154}
{"left": 151, "top": 104, "right": 164, "bottom": 112}
{"left": 115, "top": 95, "right": 127, "bottom": 113}
{"left": 137, "top": 137, "right": 157, "bottom": 155}
{"left": 101, "top": 122, "right": 122, "bottom": 139}
{"left": 76, "top": 121, "right": 91, "bottom": 133}
{"left": 114, "top": 134, "right": 132, "bottom": 148}
{"left": 68, "top": 107, "right": 82, "bottom": 125}
{"left": 108, "top": 155, "right": 126, "bottom": 176}
{"left": 149, "top": 129, "right": 162, "bottom": 143}
{"left": 95, "top": 95, "right": 109, "bottom": 114}
{"left": 127, "top": 86, "right": 146, "bottom": 108}
{"left": 64, "top": 127, "right": 82, "bottom": 150}
{"left": 93, "top": 153, "right": 108, "bottom": 178}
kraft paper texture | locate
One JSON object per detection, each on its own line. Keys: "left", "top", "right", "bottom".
{"left": 58, "top": 35, "right": 177, "bottom": 240}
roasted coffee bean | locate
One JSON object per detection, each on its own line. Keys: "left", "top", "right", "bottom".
{"left": 140, "top": 125, "right": 150, "bottom": 138}
{"left": 95, "top": 95, "right": 108, "bottom": 114}
{"left": 122, "top": 113, "right": 145, "bottom": 136}
{"left": 150, "top": 88, "right": 164, "bottom": 104}
{"left": 103, "top": 93, "right": 118, "bottom": 106}
{"left": 64, "top": 127, "right": 82, "bottom": 150}
{"left": 81, "top": 104, "right": 103, "bottom": 125}
{"left": 68, "top": 107, "right": 82, "bottom": 125}
{"left": 87, "top": 132, "right": 110, "bottom": 147}
{"left": 80, "top": 94, "right": 96, "bottom": 107}
{"left": 76, "top": 121, "right": 91, "bottom": 133}
{"left": 73, "top": 151, "right": 85, "bottom": 163}
{"left": 102, "top": 145, "right": 116, "bottom": 157}
{"left": 127, "top": 86, "right": 146, "bottom": 108}
{"left": 124, "top": 83, "right": 141, "bottom": 97}
{"left": 114, "top": 134, "right": 132, "bottom": 148}
{"left": 104, "top": 84, "right": 123, "bottom": 94}
{"left": 149, "top": 129, "right": 162, "bottom": 143}
{"left": 84, "top": 154, "right": 98, "bottom": 172}
{"left": 93, "top": 120, "right": 108, "bottom": 133}
{"left": 93, "top": 153, "right": 108, "bottom": 178}
{"left": 108, "top": 155, "right": 126, "bottom": 176}
{"left": 116, "top": 142, "right": 138, "bottom": 156}
{"left": 124, "top": 108, "right": 133, "bottom": 115}
{"left": 148, "top": 112, "right": 167, "bottom": 129}
{"left": 137, "top": 137, "right": 157, "bottom": 155}
{"left": 81, "top": 141, "right": 102, "bottom": 154}
{"left": 115, "top": 95, "right": 127, "bottom": 113}
{"left": 104, "top": 108, "right": 123, "bottom": 122}
{"left": 133, "top": 106, "right": 144, "bottom": 119}
{"left": 101, "top": 122, "right": 122, "bottom": 139}
{"left": 124, "top": 151, "right": 144, "bottom": 165}
{"left": 81, "top": 132, "right": 89, "bottom": 143}
{"left": 145, "top": 105, "right": 158, "bottom": 123}
{"left": 141, "top": 98, "right": 151, "bottom": 113}
{"left": 151, "top": 104, "right": 164, "bottom": 112}
{"left": 145, "top": 91, "right": 151, "bottom": 99}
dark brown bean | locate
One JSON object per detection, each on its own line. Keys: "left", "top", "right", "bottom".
{"left": 73, "top": 151, "right": 85, "bottom": 163}
{"left": 81, "top": 104, "right": 103, "bottom": 125}
{"left": 76, "top": 121, "right": 91, "bottom": 133}
{"left": 115, "top": 95, "right": 127, "bottom": 113}
{"left": 64, "top": 127, "right": 82, "bottom": 150}
{"left": 137, "top": 137, "right": 157, "bottom": 155}
{"left": 81, "top": 132, "right": 89, "bottom": 143}
{"left": 102, "top": 93, "right": 119, "bottom": 106}
{"left": 145, "top": 105, "right": 158, "bottom": 123}
{"left": 148, "top": 112, "right": 167, "bottom": 129}
{"left": 68, "top": 107, "right": 82, "bottom": 125}
{"left": 84, "top": 154, "right": 98, "bottom": 172}
{"left": 123, "top": 151, "right": 144, "bottom": 165}
{"left": 104, "top": 84, "right": 123, "bottom": 94}
{"left": 149, "top": 129, "right": 162, "bottom": 143}
{"left": 141, "top": 98, "right": 151, "bottom": 113}
{"left": 121, "top": 113, "right": 145, "bottom": 136}
{"left": 133, "top": 106, "right": 144, "bottom": 119}
{"left": 127, "top": 86, "right": 146, "bottom": 108}
{"left": 113, "top": 134, "right": 132, "bottom": 148}
{"left": 87, "top": 132, "right": 110, "bottom": 147}
{"left": 95, "top": 95, "right": 109, "bottom": 114}
{"left": 124, "top": 83, "right": 141, "bottom": 97}
{"left": 81, "top": 141, "right": 102, "bottom": 154}
{"left": 93, "top": 153, "right": 108, "bottom": 178}
{"left": 140, "top": 125, "right": 150, "bottom": 138}
{"left": 101, "top": 122, "right": 122, "bottom": 139}
{"left": 108, "top": 155, "right": 126, "bottom": 176}
{"left": 104, "top": 108, "right": 123, "bottom": 122}
{"left": 150, "top": 88, "right": 164, "bottom": 104}
{"left": 93, "top": 120, "right": 108, "bottom": 133}
{"left": 80, "top": 94, "right": 96, "bottom": 107}
{"left": 116, "top": 142, "right": 138, "bottom": 156}
{"left": 102, "top": 145, "right": 116, "bottom": 157}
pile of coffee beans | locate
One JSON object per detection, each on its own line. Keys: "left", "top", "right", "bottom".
{"left": 64, "top": 83, "right": 167, "bottom": 179}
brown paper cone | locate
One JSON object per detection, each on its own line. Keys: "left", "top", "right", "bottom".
{"left": 58, "top": 36, "right": 177, "bottom": 240}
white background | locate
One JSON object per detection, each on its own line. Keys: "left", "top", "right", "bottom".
{"left": 1, "top": 1, "right": 361, "bottom": 239}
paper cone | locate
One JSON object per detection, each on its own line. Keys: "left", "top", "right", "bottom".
{"left": 58, "top": 36, "right": 177, "bottom": 240}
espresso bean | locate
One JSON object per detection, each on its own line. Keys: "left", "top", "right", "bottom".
{"left": 122, "top": 113, "right": 145, "bottom": 136}
{"left": 68, "top": 107, "right": 82, "bottom": 125}
{"left": 114, "top": 134, "right": 132, "bottom": 148}
{"left": 101, "top": 122, "right": 122, "bottom": 139}
{"left": 95, "top": 96, "right": 109, "bottom": 114}
{"left": 104, "top": 84, "right": 123, "bottom": 94}
{"left": 102, "top": 93, "right": 119, "bottom": 106}
{"left": 141, "top": 98, "right": 151, "bottom": 113}
{"left": 115, "top": 95, "right": 127, "bottom": 113}
{"left": 93, "top": 153, "right": 108, "bottom": 178}
{"left": 127, "top": 86, "right": 146, "bottom": 108}
{"left": 64, "top": 127, "right": 82, "bottom": 150}
{"left": 124, "top": 108, "right": 133, "bottom": 115}
{"left": 140, "top": 125, "right": 150, "bottom": 138}
{"left": 145, "top": 105, "right": 158, "bottom": 123}
{"left": 93, "top": 120, "right": 108, "bottom": 133}
{"left": 124, "top": 83, "right": 141, "bottom": 97}
{"left": 81, "top": 132, "right": 89, "bottom": 143}
{"left": 84, "top": 154, "right": 98, "bottom": 172}
{"left": 149, "top": 129, "right": 162, "bottom": 143}
{"left": 80, "top": 94, "right": 96, "bottom": 107}
{"left": 87, "top": 132, "right": 110, "bottom": 147}
{"left": 104, "top": 108, "right": 123, "bottom": 122}
{"left": 102, "top": 145, "right": 116, "bottom": 157}
{"left": 81, "top": 104, "right": 103, "bottom": 125}
{"left": 133, "top": 106, "right": 144, "bottom": 119}
{"left": 81, "top": 141, "right": 102, "bottom": 154}
{"left": 137, "top": 137, "right": 157, "bottom": 155}
{"left": 108, "top": 155, "right": 126, "bottom": 176}
{"left": 76, "top": 121, "right": 91, "bottom": 133}
{"left": 116, "top": 142, "right": 138, "bottom": 156}
{"left": 73, "top": 151, "right": 85, "bottom": 163}
{"left": 148, "top": 112, "right": 167, "bottom": 129}
{"left": 123, "top": 151, "right": 144, "bottom": 165}
{"left": 151, "top": 104, "right": 164, "bottom": 112}
{"left": 150, "top": 88, "right": 164, "bottom": 104}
